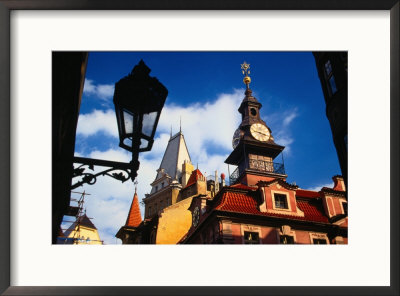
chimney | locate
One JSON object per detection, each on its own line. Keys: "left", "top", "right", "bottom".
{"left": 214, "top": 170, "right": 219, "bottom": 194}
{"left": 181, "top": 160, "right": 194, "bottom": 187}
{"left": 332, "top": 175, "right": 346, "bottom": 192}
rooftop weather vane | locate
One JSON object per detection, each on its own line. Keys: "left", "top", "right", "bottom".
{"left": 241, "top": 61, "right": 251, "bottom": 88}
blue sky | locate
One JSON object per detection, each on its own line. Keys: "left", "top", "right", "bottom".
{"left": 68, "top": 51, "right": 341, "bottom": 244}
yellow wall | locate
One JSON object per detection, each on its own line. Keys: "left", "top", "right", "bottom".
{"left": 156, "top": 197, "right": 194, "bottom": 244}
{"left": 145, "top": 187, "right": 182, "bottom": 218}
{"left": 67, "top": 225, "right": 103, "bottom": 245}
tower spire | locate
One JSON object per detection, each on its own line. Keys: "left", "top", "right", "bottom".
{"left": 125, "top": 185, "right": 142, "bottom": 227}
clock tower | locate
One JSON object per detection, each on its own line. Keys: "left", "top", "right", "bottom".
{"left": 226, "top": 62, "right": 287, "bottom": 186}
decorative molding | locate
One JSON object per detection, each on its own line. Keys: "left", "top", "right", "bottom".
{"left": 257, "top": 178, "right": 298, "bottom": 190}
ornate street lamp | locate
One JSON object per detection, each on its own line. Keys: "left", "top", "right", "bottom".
{"left": 72, "top": 60, "right": 168, "bottom": 189}
{"left": 114, "top": 60, "right": 167, "bottom": 153}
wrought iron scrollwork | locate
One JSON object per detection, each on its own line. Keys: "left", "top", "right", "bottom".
{"left": 229, "top": 160, "right": 286, "bottom": 185}
{"left": 71, "top": 156, "right": 139, "bottom": 189}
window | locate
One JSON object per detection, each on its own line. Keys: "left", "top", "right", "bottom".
{"left": 155, "top": 185, "right": 158, "bottom": 192}
{"left": 324, "top": 60, "right": 333, "bottom": 76}
{"left": 280, "top": 235, "right": 294, "bottom": 244}
{"left": 324, "top": 60, "right": 338, "bottom": 96}
{"left": 342, "top": 202, "right": 348, "bottom": 215}
{"left": 274, "top": 193, "right": 288, "bottom": 209}
{"left": 250, "top": 108, "right": 257, "bottom": 116}
{"left": 329, "top": 76, "right": 337, "bottom": 94}
{"left": 313, "top": 238, "right": 327, "bottom": 244}
{"left": 244, "top": 231, "right": 259, "bottom": 244}
{"left": 161, "top": 182, "right": 164, "bottom": 188}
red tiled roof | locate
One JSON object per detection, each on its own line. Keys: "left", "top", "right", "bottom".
{"left": 229, "top": 183, "right": 257, "bottom": 191}
{"left": 125, "top": 191, "right": 142, "bottom": 227}
{"left": 214, "top": 191, "right": 329, "bottom": 223}
{"left": 296, "top": 189, "right": 320, "bottom": 198}
{"left": 185, "top": 169, "right": 204, "bottom": 188}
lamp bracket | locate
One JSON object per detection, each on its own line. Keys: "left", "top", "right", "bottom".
{"left": 71, "top": 157, "right": 139, "bottom": 190}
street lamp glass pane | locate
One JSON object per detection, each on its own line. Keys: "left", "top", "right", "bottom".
{"left": 123, "top": 137, "right": 132, "bottom": 148}
{"left": 123, "top": 110, "right": 134, "bottom": 134}
{"left": 140, "top": 138, "right": 149, "bottom": 149}
{"left": 142, "top": 111, "right": 158, "bottom": 137}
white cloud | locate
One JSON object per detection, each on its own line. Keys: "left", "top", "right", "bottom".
{"left": 282, "top": 109, "right": 298, "bottom": 127}
{"left": 72, "top": 89, "right": 300, "bottom": 244}
{"left": 305, "top": 182, "right": 333, "bottom": 191}
{"left": 71, "top": 147, "right": 162, "bottom": 244}
{"left": 96, "top": 84, "right": 114, "bottom": 100}
{"left": 158, "top": 89, "right": 243, "bottom": 159}
{"left": 83, "top": 79, "right": 96, "bottom": 93}
{"left": 76, "top": 109, "right": 118, "bottom": 138}
{"left": 88, "top": 148, "right": 130, "bottom": 163}
{"left": 83, "top": 79, "right": 114, "bottom": 100}
{"left": 268, "top": 108, "right": 299, "bottom": 155}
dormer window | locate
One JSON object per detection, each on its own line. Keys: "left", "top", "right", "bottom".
{"left": 274, "top": 193, "right": 288, "bottom": 209}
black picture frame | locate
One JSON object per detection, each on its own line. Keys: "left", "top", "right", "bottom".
{"left": 0, "top": 1, "right": 398, "bottom": 295}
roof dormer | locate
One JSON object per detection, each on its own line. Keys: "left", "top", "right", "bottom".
{"left": 257, "top": 179, "right": 305, "bottom": 218}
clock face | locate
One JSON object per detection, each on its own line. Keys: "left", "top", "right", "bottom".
{"left": 250, "top": 123, "right": 270, "bottom": 142}
{"left": 192, "top": 206, "right": 200, "bottom": 227}
{"left": 232, "top": 128, "right": 242, "bottom": 149}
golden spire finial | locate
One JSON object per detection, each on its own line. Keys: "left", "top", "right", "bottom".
{"left": 241, "top": 61, "right": 251, "bottom": 88}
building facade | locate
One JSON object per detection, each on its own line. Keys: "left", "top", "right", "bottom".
{"left": 313, "top": 52, "right": 348, "bottom": 188}
{"left": 143, "top": 131, "right": 192, "bottom": 219}
{"left": 181, "top": 61, "right": 347, "bottom": 244}
{"left": 117, "top": 61, "right": 348, "bottom": 245}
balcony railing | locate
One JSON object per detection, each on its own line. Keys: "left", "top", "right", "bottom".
{"left": 229, "top": 160, "right": 285, "bottom": 185}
